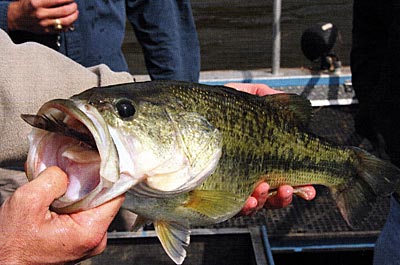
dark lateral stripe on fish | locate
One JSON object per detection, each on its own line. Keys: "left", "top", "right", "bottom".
{"left": 218, "top": 151, "right": 353, "bottom": 185}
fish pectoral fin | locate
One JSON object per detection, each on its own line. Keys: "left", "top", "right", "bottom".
{"left": 132, "top": 215, "right": 150, "bottom": 231}
{"left": 154, "top": 220, "right": 190, "bottom": 265}
{"left": 184, "top": 190, "right": 242, "bottom": 221}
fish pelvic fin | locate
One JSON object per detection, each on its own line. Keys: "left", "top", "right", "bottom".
{"left": 154, "top": 220, "right": 190, "bottom": 265}
{"left": 333, "top": 147, "right": 400, "bottom": 227}
{"left": 131, "top": 215, "right": 150, "bottom": 231}
{"left": 184, "top": 190, "right": 243, "bottom": 222}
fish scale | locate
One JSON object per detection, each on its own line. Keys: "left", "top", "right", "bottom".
{"left": 167, "top": 83, "right": 351, "bottom": 190}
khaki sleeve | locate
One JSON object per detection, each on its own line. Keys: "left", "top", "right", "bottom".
{"left": 0, "top": 29, "right": 134, "bottom": 166}
{"left": 0, "top": 168, "right": 27, "bottom": 204}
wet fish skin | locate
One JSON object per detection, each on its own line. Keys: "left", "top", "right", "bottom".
{"left": 24, "top": 80, "right": 400, "bottom": 264}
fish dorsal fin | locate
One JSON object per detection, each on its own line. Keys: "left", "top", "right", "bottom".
{"left": 154, "top": 220, "right": 190, "bottom": 265}
{"left": 262, "top": 93, "right": 312, "bottom": 128}
{"left": 184, "top": 190, "right": 243, "bottom": 222}
{"left": 131, "top": 215, "right": 150, "bottom": 231}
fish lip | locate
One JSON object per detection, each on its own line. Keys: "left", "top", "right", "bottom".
{"left": 26, "top": 99, "right": 122, "bottom": 212}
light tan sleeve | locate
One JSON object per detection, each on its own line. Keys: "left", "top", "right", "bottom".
{"left": 0, "top": 29, "right": 134, "bottom": 201}
{"left": 0, "top": 168, "right": 27, "bottom": 204}
{"left": 0, "top": 29, "right": 134, "bottom": 166}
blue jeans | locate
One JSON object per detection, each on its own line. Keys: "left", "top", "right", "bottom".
{"left": 127, "top": 0, "right": 200, "bottom": 82}
{"left": 373, "top": 196, "right": 400, "bottom": 265}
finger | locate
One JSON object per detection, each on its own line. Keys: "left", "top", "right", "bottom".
{"left": 38, "top": 0, "right": 76, "bottom": 8}
{"left": 22, "top": 166, "right": 68, "bottom": 211}
{"left": 67, "top": 233, "right": 108, "bottom": 265}
{"left": 36, "top": 2, "right": 78, "bottom": 20}
{"left": 58, "top": 9, "right": 79, "bottom": 27}
{"left": 85, "top": 232, "right": 108, "bottom": 258}
{"left": 94, "top": 195, "right": 125, "bottom": 224}
{"left": 239, "top": 197, "right": 258, "bottom": 216}
{"left": 265, "top": 185, "right": 293, "bottom": 208}
{"left": 293, "top": 185, "right": 316, "bottom": 200}
{"left": 40, "top": 10, "right": 79, "bottom": 31}
{"left": 224, "top": 83, "right": 282, "bottom": 96}
{"left": 251, "top": 182, "right": 269, "bottom": 210}
{"left": 71, "top": 195, "right": 125, "bottom": 231}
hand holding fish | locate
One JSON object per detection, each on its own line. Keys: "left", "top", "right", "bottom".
{"left": 0, "top": 166, "right": 124, "bottom": 264}
{"left": 225, "top": 82, "right": 317, "bottom": 215}
{"left": 240, "top": 184, "right": 317, "bottom": 215}
{"left": 224, "top": 82, "right": 283, "bottom": 96}
{"left": 7, "top": 0, "right": 78, "bottom": 33}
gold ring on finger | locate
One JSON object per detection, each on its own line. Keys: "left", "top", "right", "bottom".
{"left": 54, "top": 19, "right": 63, "bottom": 30}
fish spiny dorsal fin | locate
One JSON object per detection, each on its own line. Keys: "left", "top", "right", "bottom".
{"left": 154, "top": 220, "right": 190, "bottom": 265}
{"left": 261, "top": 93, "right": 312, "bottom": 128}
{"left": 184, "top": 190, "right": 243, "bottom": 221}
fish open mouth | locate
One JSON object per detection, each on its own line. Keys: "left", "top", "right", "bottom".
{"left": 22, "top": 99, "right": 121, "bottom": 211}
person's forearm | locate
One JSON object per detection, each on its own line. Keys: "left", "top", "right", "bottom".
{"left": 5, "top": 2, "right": 21, "bottom": 31}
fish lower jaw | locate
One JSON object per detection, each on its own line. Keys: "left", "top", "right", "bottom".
{"left": 27, "top": 131, "right": 102, "bottom": 208}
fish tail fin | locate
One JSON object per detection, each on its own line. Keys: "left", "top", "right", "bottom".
{"left": 333, "top": 147, "right": 400, "bottom": 226}
{"left": 350, "top": 147, "right": 400, "bottom": 196}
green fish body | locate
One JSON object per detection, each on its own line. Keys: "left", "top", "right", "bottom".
{"left": 22, "top": 81, "right": 400, "bottom": 264}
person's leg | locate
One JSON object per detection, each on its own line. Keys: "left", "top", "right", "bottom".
{"left": 127, "top": 0, "right": 200, "bottom": 82}
{"left": 371, "top": 3, "right": 400, "bottom": 167}
{"left": 351, "top": 0, "right": 387, "bottom": 142}
{"left": 373, "top": 196, "right": 400, "bottom": 265}
{"left": 361, "top": 2, "right": 400, "bottom": 263}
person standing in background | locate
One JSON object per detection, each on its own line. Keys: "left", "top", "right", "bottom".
{"left": 351, "top": 1, "right": 400, "bottom": 264}
{"left": 0, "top": 0, "right": 200, "bottom": 82}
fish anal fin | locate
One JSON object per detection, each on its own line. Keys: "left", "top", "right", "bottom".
{"left": 154, "top": 220, "right": 190, "bottom": 265}
{"left": 184, "top": 190, "right": 242, "bottom": 222}
{"left": 330, "top": 147, "right": 400, "bottom": 227}
{"left": 332, "top": 179, "right": 376, "bottom": 228}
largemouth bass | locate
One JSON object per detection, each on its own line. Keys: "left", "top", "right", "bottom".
{"left": 22, "top": 80, "right": 400, "bottom": 264}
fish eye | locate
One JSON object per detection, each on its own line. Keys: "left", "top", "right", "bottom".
{"left": 115, "top": 99, "right": 136, "bottom": 120}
